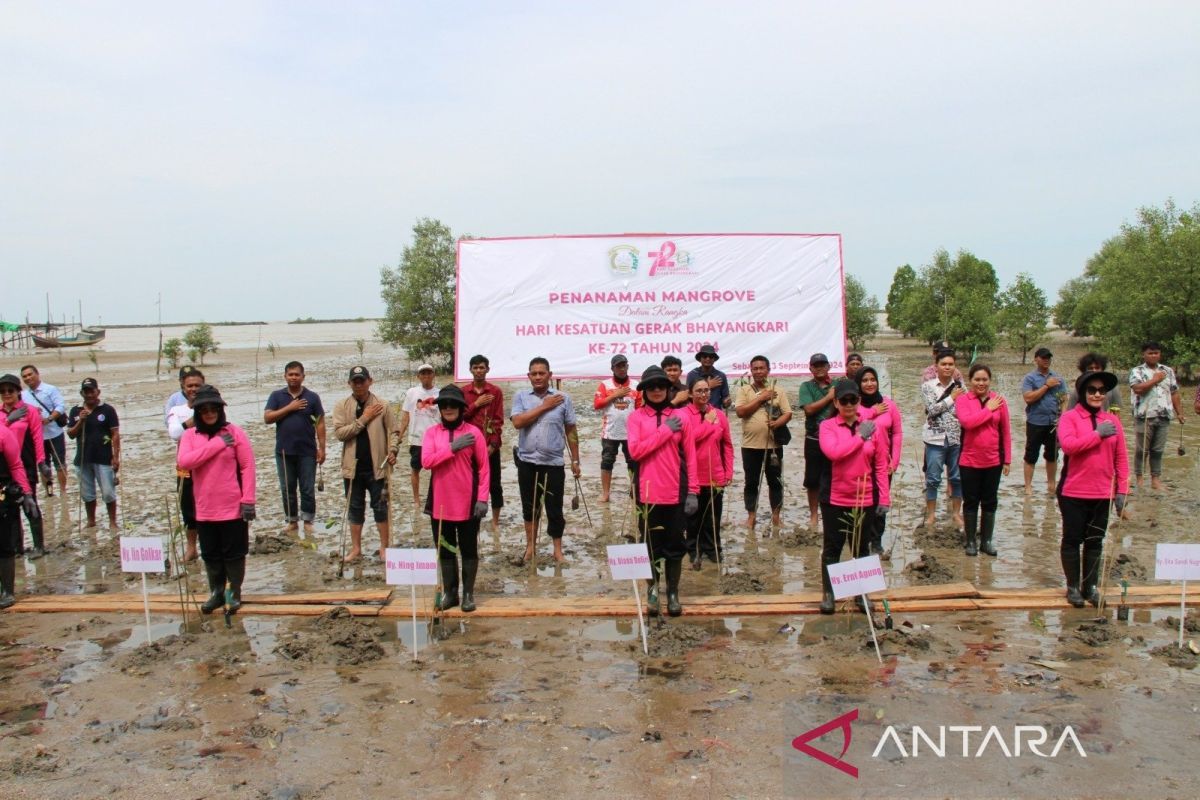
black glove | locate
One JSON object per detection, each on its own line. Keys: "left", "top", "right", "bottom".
{"left": 22, "top": 495, "right": 39, "bottom": 520}
{"left": 1096, "top": 421, "right": 1116, "bottom": 438}
{"left": 876, "top": 504, "right": 889, "bottom": 518}
{"left": 6, "top": 406, "right": 28, "bottom": 424}
{"left": 473, "top": 500, "right": 488, "bottom": 520}
{"left": 684, "top": 494, "right": 698, "bottom": 516}
{"left": 240, "top": 503, "right": 256, "bottom": 522}
{"left": 450, "top": 433, "right": 476, "bottom": 452}
{"left": 858, "top": 420, "right": 876, "bottom": 440}
{"left": 1114, "top": 494, "right": 1127, "bottom": 513}
{"left": 664, "top": 416, "right": 683, "bottom": 433}
{"left": 220, "top": 432, "right": 235, "bottom": 447}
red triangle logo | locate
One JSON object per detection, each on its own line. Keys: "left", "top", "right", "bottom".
{"left": 791, "top": 708, "right": 858, "bottom": 778}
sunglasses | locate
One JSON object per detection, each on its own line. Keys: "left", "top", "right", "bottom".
{"left": 0, "top": 386, "right": 18, "bottom": 393}
{"left": 838, "top": 395, "right": 860, "bottom": 405}
{"left": 1084, "top": 386, "right": 1107, "bottom": 395}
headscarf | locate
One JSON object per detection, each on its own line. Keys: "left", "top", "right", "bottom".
{"left": 855, "top": 366, "right": 883, "bottom": 408}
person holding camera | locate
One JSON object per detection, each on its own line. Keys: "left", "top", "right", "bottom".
{"left": 735, "top": 355, "right": 792, "bottom": 529}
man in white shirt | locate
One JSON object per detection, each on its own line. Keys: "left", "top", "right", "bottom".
{"left": 398, "top": 364, "right": 439, "bottom": 507}
{"left": 166, "top": 369, "right": 204, "bottom": 562}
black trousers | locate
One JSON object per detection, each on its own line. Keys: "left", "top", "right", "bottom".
{"left": 742, "top": 447, "right": 783, "bottom": 512}
{"left": 641, "top": 502, "right": 686, "bottom": 563}
{"left": 960, "top": 464, "right": 1003, "bottom": 514}
{"left": 1058, "top": 495, "right": 1109, "bottom": 550}
{"left": 0, "top": 510, "right": 21, "bottom": 558}
{"left": 685, "top": 486, "right": 724, "bottom": 558}
{"left": 198, "top": 518, "right": 250, "bottom": 562}
{"left": 177, "top": 475, "right": 196, "bottom": 528}
{"left": 820, "top": 502, "right": 874, "bottom": 569}
{"left": 516, "top": 457, "right": 566, "bottom": 539}
{"left": 487, "top": 449, "right": 504, "bottom": 509}
{"left": 431, "top": 518, "right": 480, "bottom": 561}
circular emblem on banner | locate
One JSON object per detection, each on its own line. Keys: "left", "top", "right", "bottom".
{"left": 608, "top": 245, "right": 639, "bottom": 275}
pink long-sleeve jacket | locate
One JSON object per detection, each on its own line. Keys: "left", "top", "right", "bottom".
{"left": 858, "top": 397, "right": 903, "bottom": 472}
{"left": 0, "top": 425, "right": 31, "bottom": 494}
{"left": 0, "top": 401, "right": 45, "bottom": 466}
{"left": 627, "top": 405, "right": 699, "bottom": 505}
{"left": 177, "top": 424, "right": 256, "bottom": 522}
{"left": 683, "top": 403, "right": 734, "bottom": 488}
{"left": 955, "top": 391, "right": 1012, "bottom": 468}
{"left": 421, "top": 422, "right": 489, "bottom": 522}
{"left": 818, "top": 414, "right": 890, "bottom": 508}
{"left": 1057, "top": 404, "right": 1129, "bottom": 499}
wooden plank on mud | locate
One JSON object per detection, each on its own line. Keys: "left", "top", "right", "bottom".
{"left": 13, "top": 588, "right": 394, "bottom": 607}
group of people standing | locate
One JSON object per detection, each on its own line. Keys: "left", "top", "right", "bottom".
{"left": 0, "top": 336, "right": 1193, "bottom": 619}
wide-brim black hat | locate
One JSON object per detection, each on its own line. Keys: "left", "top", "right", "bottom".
{"left": 192, "top": 384, "right": 226, "bottom": 408}
{"left": 1075, "top": 371, "right": 1117, "bottom": 398}
{"left": 695, "top": 344, "right": 719, "bottom": 361}
{"left": 436, "top": 384, "right": 467, "bottom": 409}
{"left": 638, "top": 365, "right": 672, "bottom": 391}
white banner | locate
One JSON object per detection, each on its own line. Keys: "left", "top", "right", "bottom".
{"left": 455, "top": 234, "right": 847, "bottom": 381}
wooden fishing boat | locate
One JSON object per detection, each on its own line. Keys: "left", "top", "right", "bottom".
{"left": 32, "top": 327, "right": 106, "bottom": 349}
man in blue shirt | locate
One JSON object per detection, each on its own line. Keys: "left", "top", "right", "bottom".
{"left": 20, "top": 364, "right": 68, "bottom": 498}
{"left": 511, "top": 357, "right": 580, "bottom": 564}
{"left": 1020, "top": 347, "right": 1066, "bottom": 495}
{"left": 264, "top": 361, "right": 326, "bottom": 532}
{"left": 686, "top": 345, "right": 731, "bottom": 411}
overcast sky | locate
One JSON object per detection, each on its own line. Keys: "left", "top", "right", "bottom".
{"left": 3, "top": 2, "right": 1197, "bottom": 325}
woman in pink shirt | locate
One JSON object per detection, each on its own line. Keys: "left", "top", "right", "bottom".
{"left": 683, "top": 375, "right": 734, "bottom": 568}
{"left": 628, "top": 366, "right": 699, "bottom": 617}
{"left": 817, "top": 380, "right": 889, "bottom": 614}
{"left": 1057, "top": 371, "right": 1129, "bottom": 608}
{"left": 855, "top": 367, "right": 902, "bottom": 557}
{"left": 177, "top": 386, "right": 256, "bottom": 615}
{"left": 954, "top": 364, "right": 1011, "bottom": 557}
{"left": 0, "top": 425, "right": 34, "bottom": 609}
{"left": 422, "top": 385, "right": 490, "bottom": 612}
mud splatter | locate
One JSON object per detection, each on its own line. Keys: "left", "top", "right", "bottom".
{"left": 274, "top": 607, "right": 386, "bottom": 666}
{"left": 636, "top": 622, "right": 715, "bottom": 659}
{"left": 1108, "top": 553, "right": 1148, "bottom": 582}
{"left": 112, "top": 634, "right": 197, "bottom": 674}
{"left": 903, "top": 553, "right": 955, "bottom": 585}
{"left": 1148, "top": 644, "right": 1199, "bottom": 669}
{"left": 250, "top": 532, "right": 296, "bottom": 555}
{"left": 1159, "top": 612, "right": 1200, "bottom": 634}
{"left": 720, "top": 572, "right": 765, "bottom": 594}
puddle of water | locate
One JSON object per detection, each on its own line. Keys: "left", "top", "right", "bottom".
{"left": 114, "top": 621, "right": 183, "bottom": 650}
{"left": 57, "top": 639, "right": 106, "bottom": 685}
{"left": 581, "top": 620, "right": 637, "bottom": 642}
{"left": 243, "top": 617, "right": 281, "bottom": 661}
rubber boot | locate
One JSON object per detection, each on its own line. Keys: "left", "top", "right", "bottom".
{"left": 1081, "top": 542, "right": 1104, "bottom": 608}
{"left": 437, "top": 557, "right": 460, "bottom": 611}
{"left": 665, "top": 558, "right": 683, "bottom": 617}
{"left": 200, "top": 560, "right": 226, "bottom": 614}
{"left": 460, "top": 558, "right": 478, "bottom": 613}
{"left": 963, "top": 508, "right": 978, "bottom": 556}
{"left": 819, "top": 557, "right": 836, "bottom": 615}
{"left": 225, "top": 558, "right": 246, "bottom": 614}
{"left": 979, "top": 512, "right": 997, "bottom": 557}
{"left": 1061, "top": 547, "right": 1085, "bottom": 608}
{"left": 0, "top": 556, "right": 16, "bottom": 609}
{"left": 28, "top": 514, "right": 46, "bottom": 559}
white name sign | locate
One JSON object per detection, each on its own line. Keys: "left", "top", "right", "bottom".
{"left": 1154, "top": 543, "right": 1200, "bottom": 581}
{"left": 385, "top": 548, "right": 439, "bottom": 586}
{"left": 607, "top": 544, "right": 653, "bottom": 581}
{"left": 827, "top": 554, "right": 887, "bottom": 600}
{"left": 120, "top": 536, "right": 165, "bottom": 573}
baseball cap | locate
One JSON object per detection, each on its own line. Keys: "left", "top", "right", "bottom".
{"left": 0, "top": 374, "right": 21, "bottom": 389}
{"left": 611, "top": 354, "right": 628, "bottom": 367}
{"left": 80, "top": 378, "right": 99, "bottom": 393}
{"left": 809, "top": 353, "right": 829, "bottom": 366}
{"left": 348, "top": 366, "right": 371, "bottom": 381}
{"left": 1034, "top": 347, "right": 1053, "bottom": 359}
{"left": 417, "top": 364, "right": 434, "bottom": 373}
